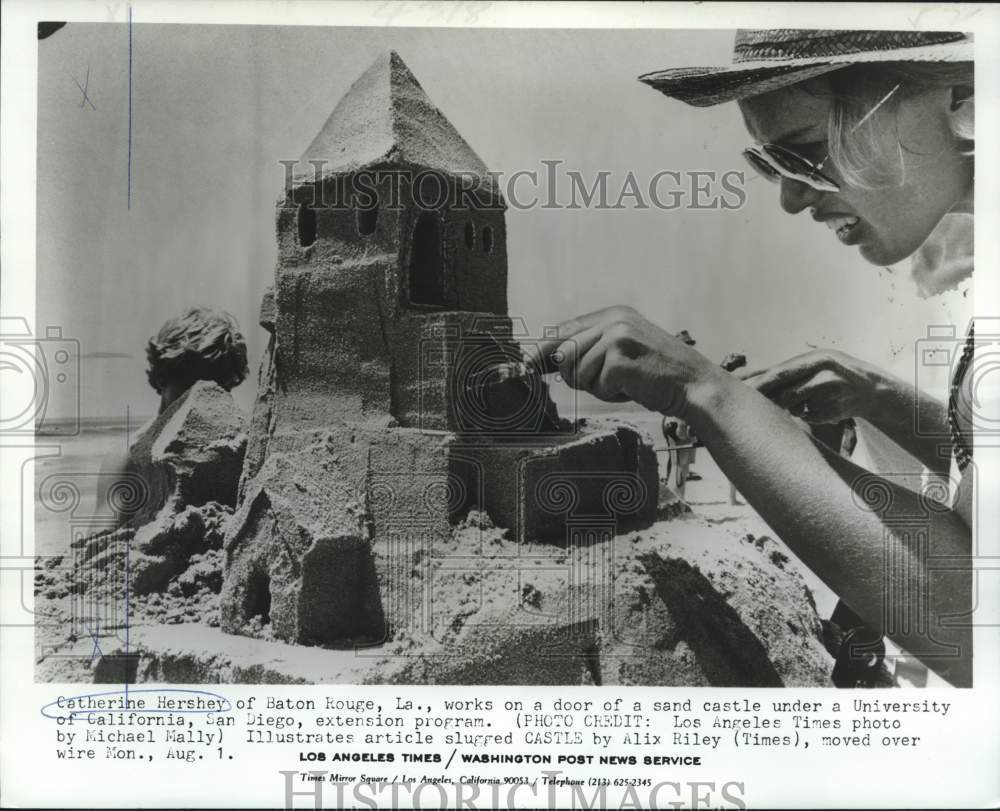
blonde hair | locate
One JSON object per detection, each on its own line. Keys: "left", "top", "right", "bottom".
{"left": 813, "top": 62, "right": 973, "bottom": 189}
{"left": 146, "top": 307, "right": 248, "bottom": 394}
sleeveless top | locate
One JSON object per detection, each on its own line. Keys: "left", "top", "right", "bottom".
{"left": 948, "top": 324, "right": 974, "bottom": 473}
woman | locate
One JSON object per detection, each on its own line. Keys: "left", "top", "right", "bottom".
{"left": 532, "top": 30, "right": 975, "bottom": 686}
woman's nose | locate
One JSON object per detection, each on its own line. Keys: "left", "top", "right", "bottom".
{"left": 779, "top": 177, "right": 823, "bottom": 215}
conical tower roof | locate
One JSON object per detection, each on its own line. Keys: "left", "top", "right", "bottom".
{"left": 296, "top": 51, "right": 497, "bottom": 195}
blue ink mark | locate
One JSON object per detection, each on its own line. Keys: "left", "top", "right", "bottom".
{"left": 40, "top": 688, "right": 233, "bottom": 720}
{"left": 84, "top": 620, "right": 104, "bottom": 665}
{"left": 124, "top": 520, "right": 131, "bottom": 699}
{"left": 127, "top": 6, "right": 133, "bottom": 209}
{"left": 71, "top": 64, "right": 97, "bottom": 110}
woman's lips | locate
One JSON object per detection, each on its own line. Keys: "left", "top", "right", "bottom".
{"left": 825, "top": 215, "right": 862, "bottom": 244}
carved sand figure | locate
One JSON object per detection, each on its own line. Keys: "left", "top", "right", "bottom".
{"left": 33, "top": 310, "right": 250, "bottom": 681}
{"left": 92, "top": 308, "right": 250, "bottom": 590}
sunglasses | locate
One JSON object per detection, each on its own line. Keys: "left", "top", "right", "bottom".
{"left": 742, "top": 82, "right": 903, "bottom": 195}
{"left": 742, "top": 143, "right": 840, "bottom": 193}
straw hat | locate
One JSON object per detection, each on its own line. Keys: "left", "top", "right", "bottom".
{"left": 639, "top": 29, "right": 974, "bottom": 107}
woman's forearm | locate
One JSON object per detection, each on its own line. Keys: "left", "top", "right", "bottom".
{"left": 683, "top": 369, "right": 972, "bottom": 686}
{"left": 864, "top": 373, "right": 953, "bottom": 478}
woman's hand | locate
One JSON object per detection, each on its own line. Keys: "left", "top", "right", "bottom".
{"left": 526, "top": 306, "right": 721, "bottom": 416}
{"left": 739, "top": 350, "right": 891, "bottom": 424}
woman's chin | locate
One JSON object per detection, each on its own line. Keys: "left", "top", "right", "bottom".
{"left": 856, "top": 222, "right": 943, "bottom": 266}
{"left": 858, "top": 239, "right": 914, "bottom": 267}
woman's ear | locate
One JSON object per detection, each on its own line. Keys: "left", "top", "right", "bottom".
{"left": 949, "top": 84, "right": 974, "bottom": 136}
{"left": 950, "top": 85, "right": 973, "bottom": 111}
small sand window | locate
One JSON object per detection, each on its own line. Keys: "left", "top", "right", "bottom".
{"left": 246, "top": 568, "right": 272, "bottom": 624}
{"left": 356, "top": 196, "right": 379, "bottom": 236}
{"left": 409, "top": 211, "right": 445, "bottom": 306}
{"left": 297, "top": 203, "right": 317, "bottom": 247}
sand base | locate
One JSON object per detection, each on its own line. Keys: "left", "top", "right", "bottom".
{"left": 36, "top": 507, "right": 833, "bottom": 686}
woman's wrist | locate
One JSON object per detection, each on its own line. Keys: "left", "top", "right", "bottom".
{"left": 677, "top": 362, "right": 738, "bottom": 424}
{"left": 863, "top": 371, "right": 913, "bottom": 427}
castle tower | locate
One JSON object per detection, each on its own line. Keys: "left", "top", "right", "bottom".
{"left": 293, "top": 51, "right": 507, "bottom": 312}
{"left": 267, "top": 51, "right": 512, "bottom": 437}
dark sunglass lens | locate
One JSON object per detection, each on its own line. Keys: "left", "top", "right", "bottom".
{"left": 761, "top": 144, "right": 839, "bottom": 191}
{"left": 763, "top": 144, "right": 813, "bottom": 175}
{"left": 743, "top": 150, "right": 781, "bottom": 183}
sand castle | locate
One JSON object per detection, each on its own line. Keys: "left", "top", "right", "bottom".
{"left": 219, "top": 52, "right": 659, "bottom": 647}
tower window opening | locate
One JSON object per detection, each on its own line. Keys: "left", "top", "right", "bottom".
{"left": 297, "top": 203, "right": 317, "bottom": 247}
{"left": 356, "top": 195, "right": 379, "bottom": 236}
{"left": 464, "top": 221, "right": 475, "bottom": 249}
{"left": 481, "top": 225, "right": 494, "bottom": 254}
{"left": 409, "top": 211, "right": 445, "bottom": 306}
{"left": 246, "top": 568, "right": 272, "bottom": 625}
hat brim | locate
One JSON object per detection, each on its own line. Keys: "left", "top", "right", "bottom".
{"left": 639, "top": 39, "right": 974, "bottom": 107}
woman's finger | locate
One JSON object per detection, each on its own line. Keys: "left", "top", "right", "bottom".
{"left": 569, "top": 333, "right": 629, "bottom": 402}
{"left": 575, "top": 330, "right": 635, "bottom": 396}
{"left": 747, "top": 352, "right": 828, "bottom": 396}
{"left": 770, "top": 384, "right": 807, "bottom": 411}
{"left": 555, "top": 325, "right": 605, "bottom": 389}
{"left": 592, "top": 337, "right": 630, "bottom": 402}
{"left": 524, "top": 306, "right": 640, "bottom": 372}
{"left": 775, "top": 380, "right": 844, "bottom": 422}
{"left": 772, "top": 370, "right": 845, "bottom": 408}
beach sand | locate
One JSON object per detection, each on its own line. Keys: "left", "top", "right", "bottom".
{"left": 42, "top": 409, "right": 949, "bottom": 686}
{"left": 32, "top": 411, "right": 838, "bottom": 613}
